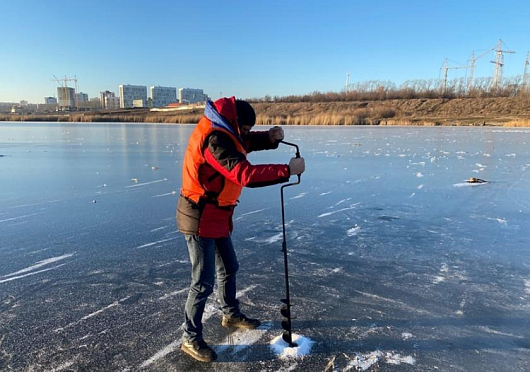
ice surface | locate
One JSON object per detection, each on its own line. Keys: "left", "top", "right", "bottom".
{"left": 269, "top": 333, "right": 314, "bottom": 359}
{"left": 1, "top": 124, "right": 530, "bottom": 371}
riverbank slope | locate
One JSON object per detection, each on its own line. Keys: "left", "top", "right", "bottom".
{"left": 2, "top": 97, "right": 530, "bottom": 126}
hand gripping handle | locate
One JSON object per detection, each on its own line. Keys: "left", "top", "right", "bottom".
{"left": 281, "top": 140, "right": 301, "bottom": 184}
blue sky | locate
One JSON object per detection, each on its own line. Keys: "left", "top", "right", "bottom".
{"left": 1, "top": 0, "right": 529, "bottom": 103}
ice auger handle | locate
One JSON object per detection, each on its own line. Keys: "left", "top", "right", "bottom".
{"left": 280, "top": 140, "right": 301, "bottom": 184}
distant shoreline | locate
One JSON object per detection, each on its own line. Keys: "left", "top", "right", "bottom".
{"left": 2, "top": 97, "right": 530, "bottom": 127}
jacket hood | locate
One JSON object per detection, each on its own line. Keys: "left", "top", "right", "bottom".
{"left": 204, "top": 97, "right": 240, "bottom": 136}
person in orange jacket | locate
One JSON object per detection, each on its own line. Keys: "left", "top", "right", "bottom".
{"left": 177, "top": 97, "right": 305, "bottom": 362}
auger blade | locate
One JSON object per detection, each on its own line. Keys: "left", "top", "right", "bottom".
{"left": 282, "top": 331, "right": 298, "bottom": 347}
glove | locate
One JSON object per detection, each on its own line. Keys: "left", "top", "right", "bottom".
{"left": 289, "top": 157, "right": 305, "bottom": 176}
{"left": 269, "top": 126, "right": 284, "bottom": 143}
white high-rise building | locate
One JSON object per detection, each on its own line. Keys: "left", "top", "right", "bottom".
{"left": 179, "top": 88, "right": 207, "bottom": 104}
{"left": 150, "top": 86, "right": 177, "bottom": 107}
{"left": 119, "top": 84, "right": 147, "bottom": 108}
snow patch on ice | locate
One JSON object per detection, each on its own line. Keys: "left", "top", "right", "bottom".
{"left": 319, "top": 191, "right": 332, "bottom": 196}
{"left": 290, "top": 192, "right": 307, "bottom": 200}
{"left": 0, "top": 212, "right": 40, "bottom": 223}
{"left": 415, "top": 172, "right": 424, "bottom": 178}
{"left": 256, "top": 232, "right": 283, "bottom": 245}
{"left": 235, "top": 208, "right": 267, "bottom": 221}
{"left": 417, "top": 184, "right": 424, "bottom": 189}
{"left": 433, "top": 276, "right": 445, "bottom": 284}
{"left": 1, "top": 253, "right": 74, "bottom": 278}
{"left": 401, "top": 332, "right": 413, "bottom": 340}
{"left": 135, "top": 236, "right": 177, "bottom": 249}
{"left": 269, "top": 333, "right": 314, "bottom": 359}
{"left": 318, "top": 203, "right": 359, "bottom": 218}
{"left": 453, "top": 182, "right": 488, "bottom": 187}
{"left": 158, "top": 288, "right": 188, "bottom": 300}
{"left": 479, "top": 326, "right": 524, "bottom": 338}
{"left": 150, "top": 226, "right": 169, "bottom": 232}
{"left": 345, "top": 351, "right": 381, "bottom": 371}
{"left": 151, "top": 191, "right": 177, "bottom": 198}
{"left": 487, "top": 217, "right": 508, "bottom": 226}
{"left": 524, "top": 279, "right": 530, "bottom": 294}
{"left": 385, "top": 352, "right": 416, "bottom": 366}
{"left": 126, "top": 178, "right": 167, "bottom": 188}
{"left": 346, "top": 225, "right": 361, "bottom": 237}
{"left": 344, "top": 351, "right": 415, "bottom": 371}
{"left": 332, "top": 197, "right": 352, "bottom": 207}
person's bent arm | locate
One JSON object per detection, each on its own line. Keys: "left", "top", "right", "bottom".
{"left": 205, "top": 132, "right": 290, "bottom": 188}
{"left": 245, "top": 126, "right": 284, "bottom": 153}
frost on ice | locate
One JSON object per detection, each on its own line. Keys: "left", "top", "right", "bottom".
{"left": 269, "top": 333, "right": 314, "bottom": 359}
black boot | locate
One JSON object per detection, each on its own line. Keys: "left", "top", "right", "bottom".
{"left": 222, "top": 314, "right": 261, "bottom": 329}
{"left": 181, "top": 339, "right": 218, "bottom": 362}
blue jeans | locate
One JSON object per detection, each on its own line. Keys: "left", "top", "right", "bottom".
{"left": 182, "top": 235, "right": 240, "bottom": 342}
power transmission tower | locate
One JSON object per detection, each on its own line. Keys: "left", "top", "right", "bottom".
{"left": 491, "top": 39, "right": 515, "bottom": 91}
{"left": 523, "top": 51, "right": 530, "bottom": 90}
{"left": 467, "top": 48, "right": 494, "bottom": 93}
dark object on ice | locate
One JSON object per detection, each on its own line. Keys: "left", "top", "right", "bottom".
{"left": 467, "top": 177, "right": 488, "bottom": 184}
{"left": 279, "top": 140, "right": 301, "bottom": 348}
{"left": 91, "top": 199, "right": 97, "bottom": 203}
{"left": 180, "top": 340, "right": 217, "bottom": 362}
{"left": 378, "top": 215, "right": 399, "bottom": 221}
{"left": 222, "top": 314, "right": 261, "bottom": 329}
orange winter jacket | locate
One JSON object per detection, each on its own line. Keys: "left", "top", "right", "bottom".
{"left": 177, "top": 97, "right": 290, "bottom": 238}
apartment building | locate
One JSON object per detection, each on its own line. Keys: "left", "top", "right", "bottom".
{"left": 178, "top": 88, "right": 208, "bottom": 104}
{"left": 119, "top": 84, "right": 147, "bottom": 108}
{"left": 150, "top": 86, "right": 177, "bottom": 107}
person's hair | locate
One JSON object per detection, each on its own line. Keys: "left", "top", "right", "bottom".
{"left": 235, "top": 100, "right": 256, "bottom": 127}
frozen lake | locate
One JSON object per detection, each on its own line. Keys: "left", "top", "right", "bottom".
{"left": 1, "top": 122, "right": 530, "bottom": 371}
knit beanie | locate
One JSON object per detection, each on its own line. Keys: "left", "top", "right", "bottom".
{"left": 235, "top": 100, "right": 256, "bottom": 128}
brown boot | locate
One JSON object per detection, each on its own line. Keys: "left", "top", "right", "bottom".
{"left": 221, "top": 314, "right": 261, "bottom": 329}
{"left": 181, "top": 339, "right": 218, "bottom": 362}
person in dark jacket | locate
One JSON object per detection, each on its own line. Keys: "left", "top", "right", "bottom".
{"left": 177, "top": 97, "right": 305, "bottom": 362}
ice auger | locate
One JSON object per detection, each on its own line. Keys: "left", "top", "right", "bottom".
{"left": 279, "top": 140, "right": 301, "bottom": 347}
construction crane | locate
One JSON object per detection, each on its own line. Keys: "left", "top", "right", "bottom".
{"left": 440, "top": 58, "right": 468, "bottom": 95}
{"left": 52, "top": 75, "right": 79, "bottom": 110}
{"left": 523, "top": 51, "right": 530, "bottom": 90}
{"left": 51, "top": 75, "right": 78, "bottom": 92}
{"left": 467, "top": 48, "right": 495, "bottom": 93}
{"left": 491, "top": 39, "right": 515, "bottom": 90}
